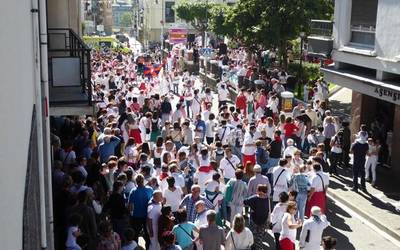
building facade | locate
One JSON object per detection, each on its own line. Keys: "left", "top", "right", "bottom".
{"left": 321, "top": 0, "right": 400, "bottom": 179}
{"left": 112, "top": 0, "right": 133, "bottom": 32}
{"left": 141, "top": 0, "right": 236, "bottom": 47}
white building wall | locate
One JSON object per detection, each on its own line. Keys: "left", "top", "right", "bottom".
{"left": 0, "top": 0, "right": 37, "bottom": 249}
{"left": 333, "top": 0, "right": 400, "bottom": 74}
{"left": 375, "top": 0, "right": 400, "bottom": 60}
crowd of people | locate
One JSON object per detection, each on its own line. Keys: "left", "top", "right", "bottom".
{"left": 50, "top": 44, "right": 379, "bottom": 250}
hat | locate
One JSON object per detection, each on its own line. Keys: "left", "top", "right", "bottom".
{"left": 253, "top": 164, "right": 262, "bottom": 173}
{"left": 311, "top": 206, "right": 322, "bottom": 216}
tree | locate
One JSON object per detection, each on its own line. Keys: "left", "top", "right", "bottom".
{"left": 120, "top": 12, "right": 133, "bottom": 28}
{"left": 221, "top": 0, "right": 333, "bottom": 69}
{"left": 175, "top": 1, "right": 214, "bottom": 33}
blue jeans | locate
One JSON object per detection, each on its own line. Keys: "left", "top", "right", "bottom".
{"left": 296, "top": 192, "right": 308, "bottom": 220}
{"left": 266, "top": 157, "right": 280, "bottom": 170}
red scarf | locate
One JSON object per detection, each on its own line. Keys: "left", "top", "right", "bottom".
{"left": 159, "top": 172, "right": 169, "bottom": 181}
{"left": 274, "top": 136, "right": 282, "bottom": 142}
{"left": 198, "top": 165, "right": 212, "bottom": 173}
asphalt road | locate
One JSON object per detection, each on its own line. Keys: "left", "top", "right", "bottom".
{"left": 255, "top": 197, "right": 400, "bottom": 250}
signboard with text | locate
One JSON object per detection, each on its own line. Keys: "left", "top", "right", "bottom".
{"left": 169, "top": 28, "right": 187, "bottom": 44}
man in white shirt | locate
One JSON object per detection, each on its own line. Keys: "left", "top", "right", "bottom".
{"left": 305, "top": 104, "right": 318, "bottom": 127}
{"left": 205, "top": 113, "right": 217, "bottom": 145}
{"left": 271, "top": 159, "right": 291, "bottom": 205}
{"left": 299, "top": 206, "right": 330, "bottom": 250}
{"left": 218, "top": 83, "right": 229, "bottom": 107}
{"left": 241, "top": 125, "right": 257, "bottom": 166}
{"left": 216, "top": 120, "right": 231, "bottom": 146}
{"left": 147, "top": 191, "right": 163, "bottom": 250}
{"left": 219, "top": 146, "right": 241, "bottom": 183}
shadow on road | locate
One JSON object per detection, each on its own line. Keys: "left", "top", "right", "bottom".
{"left": 325, "top": 199, "right": 356, "bottom": 250}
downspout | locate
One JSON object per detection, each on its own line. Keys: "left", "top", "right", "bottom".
{"left": 38, "top": 0, "right": 54, "bottom": 248}
{"left": 31, "top": 0, "right": 47, "bottom": 248}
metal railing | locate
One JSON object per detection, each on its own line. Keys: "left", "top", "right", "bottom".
{"left": 310, "top": 20, "right": 333, "bottom": 38}
{"left": 48, "top": 28, "right": 92, "bottom": 105}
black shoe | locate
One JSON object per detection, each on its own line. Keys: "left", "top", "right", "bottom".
{"left": 351, "top": 188, "right": 358, "bottom": 192}
{"left": 361, "top": 187, "right": 368, "bottom": 193}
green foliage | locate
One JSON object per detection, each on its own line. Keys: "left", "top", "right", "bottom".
{"left": 218, "top": 0, "right": 333, "bottom": 68}
{"left": 208, "top": 5, "right": 235, "bottom": 38}
{"left": 288, "top": 62, "right": 322, "bottom": 83}
{"left": 120, "top": 12, "right": 133, "bottom": 28}
{"left": 175, "top": 1, "right": 216, "bottom": 32}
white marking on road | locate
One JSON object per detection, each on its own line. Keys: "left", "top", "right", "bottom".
{"left": 327, "top": 194, "right": 400, "bottom": 248}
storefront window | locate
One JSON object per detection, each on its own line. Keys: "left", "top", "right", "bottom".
{"left": 165, "top": 2, "right": 175, "bottom": 23}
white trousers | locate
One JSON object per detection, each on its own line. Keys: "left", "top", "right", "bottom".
{"left": 149, "top": 236, "right": 161, "bottom": 250}
{"left": 365, "top": 155, "right": 378, "bottom": 182}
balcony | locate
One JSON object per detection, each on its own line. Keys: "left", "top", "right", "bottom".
{"left": 47, "top": 28, "right": 93, "bottom": 115}
{"left": 307, "top": 20, "right": 333, "bottom": 59}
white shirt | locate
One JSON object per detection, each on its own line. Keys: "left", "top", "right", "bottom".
{"left": 218, "top": 87, "right": 229, "bottom": 101}
{"left": 283, "top": 145, "right": 298, "bottom": 157}
{"left": 280, "top": 213, "right": 297, "bottom": 243}
{"left": 225, "top": 228, "right": 254, "bottom": 250}
{"left": 205, "top": 120, "right": 217, "bottom": 138}
{"left": 220, "top": 155, "right": 241, "bottom": 179}
{"left": 272, "top": 166, "right": 290, "bottom": 202}
{"left": 299, "top": 215, "right": 330, "bottom": 250}
{"left": 194, "top": 171, "right": 215, "bottom": 192}
{"left": 147, "top": 202, "right": 162, "bottom": 235}
{"left": 163, "top": 187, "right": 183, "bottom": 212}
{"left": 310, "top": 171, "right": 329, "bottom": 192}
{"left": 66, "top": 226, "right": 81, "bottom": 250}
{"left": 241, "top": 132, "right": 256, "bottom": 155}
{"left": 217, "top": 126, "right": 231, "bottom": 145}
{"left": 271, "top": 203, "right": 288, "bottom": 233}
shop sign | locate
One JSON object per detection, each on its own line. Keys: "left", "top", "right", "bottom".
{"left": 374, "top": 87, "right": 400, "bottom": 102}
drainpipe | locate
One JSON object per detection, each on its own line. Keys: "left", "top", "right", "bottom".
{"left": 31, "top": 0, "right": 47, "bottom": 248}
{"left": 38, "top": 0, "right": 54, "bottom": 248}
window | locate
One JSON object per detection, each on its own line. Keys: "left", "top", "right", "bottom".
{"left": 165, "top": 2, "right": 175, "bottom": 23}
{"left": 350, "top": 0, "right": 378, "bottom": 47}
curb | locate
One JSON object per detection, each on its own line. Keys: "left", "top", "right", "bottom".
{"left": 328, "top": 86, "right": 343, "bottom": 97}
{"left": 327, "top": 190, "right": 400, "bottom": 242}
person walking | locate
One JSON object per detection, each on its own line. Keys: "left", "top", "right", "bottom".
{"left": 147, "top": 191, "right": 163, "bottom": 250}
{"left": 305, "top": 163, "right": 329, "bottom": 217}
{"left": 128, "top": 174, "right": 153, "bottom": 248}
{"left": 299, "top": 206, "right": 330, "bottom": 250}
{"left": 289, "top": 165, "right": 310, "bottom": 220}
{"left": 365, "top": 138, "right": 379, "bottom": 187}
{"left": 271, "top": 192, "right": 289, "bottom": 250}
{"left": 350, "top": 131, "right": 369, "bottom": 192}
{"left": 243, "top": 184, "right": 270, "bottom": 250}
{"left": 198, "top": 210, "right": 225, "bottom": 250}
{"left": 279, "top": 201, "right": 302, "bottom": 250}
{"left": 225, "top": 169, "right": 248, "bottom": 223}
{"left": 225, "top": 214, "right": 254, "bottom": 250}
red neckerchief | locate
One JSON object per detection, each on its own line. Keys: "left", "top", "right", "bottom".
{"left": 199, "top": 165, "right": 212, "bottom": 173}
{"left": 159, "top": 172, "right": 169, "bottom": 181}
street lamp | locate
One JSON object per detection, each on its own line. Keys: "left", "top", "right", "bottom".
{"left": 298, "top": 31, "right": 306, "bottom": 97}
{"left": 299, "top": 31, "right": 305, "bottom": 68}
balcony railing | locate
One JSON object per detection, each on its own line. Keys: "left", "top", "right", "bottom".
{"left": 310, "top": 20, "right": 333, "bottom": 38}
{"left": 48, "top": 28, "right": 92, "bottom": 105}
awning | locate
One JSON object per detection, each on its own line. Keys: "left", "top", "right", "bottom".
{"left": 322, "top": 66, "right": 400, "bottom": 105}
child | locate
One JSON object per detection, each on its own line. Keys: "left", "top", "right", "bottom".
{"left": 66, "top": 213, "right": 82, "bottom": 250}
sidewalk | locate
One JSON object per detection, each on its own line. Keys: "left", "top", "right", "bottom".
{"left": 326, "top": 164, "right": 400, "bottom": 241}
{"left": 326, "top": 87, "right": 400, "bottom": 241}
